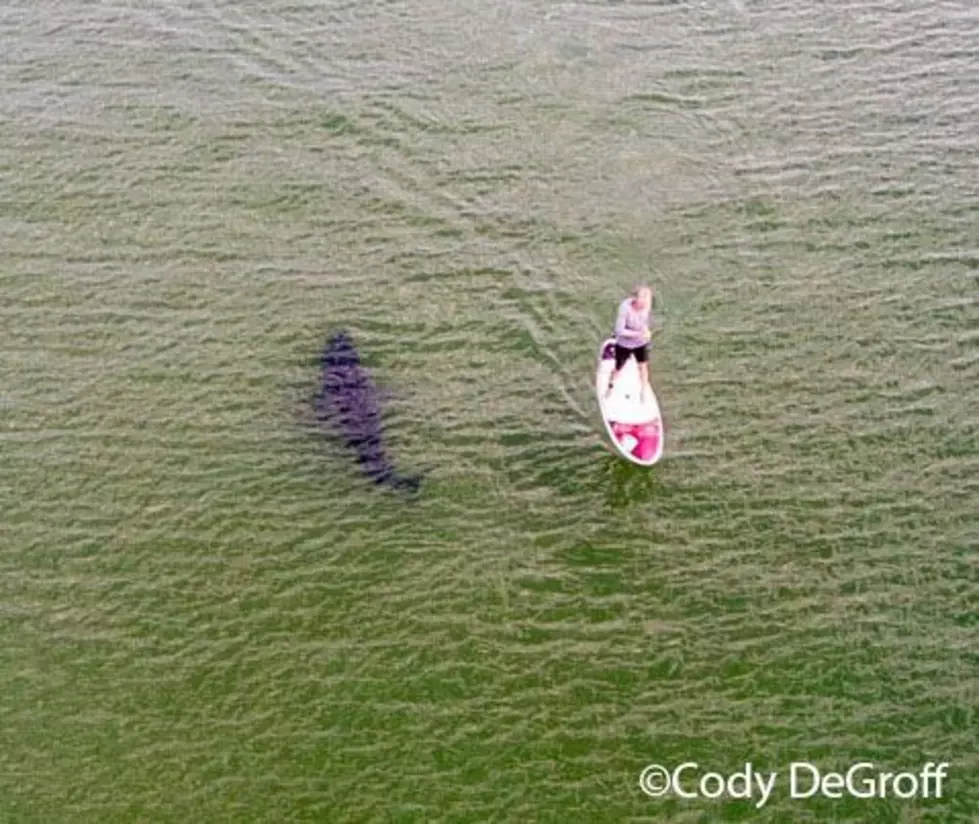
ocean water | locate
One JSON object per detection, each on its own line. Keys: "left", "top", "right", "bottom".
{"left": 1, "top": 0, "right": 976, "bottom": 821}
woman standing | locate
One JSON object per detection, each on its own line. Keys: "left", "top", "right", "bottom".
{"left": 606, "top": 285, "right": 653, "bottom": 399}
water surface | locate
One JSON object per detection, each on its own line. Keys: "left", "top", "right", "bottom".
{"left": 1, "top": 0, "right": 976, "bottom": 820}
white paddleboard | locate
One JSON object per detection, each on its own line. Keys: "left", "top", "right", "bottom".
{"left": 595, "top": 337, "right": 664, "bottom": 466}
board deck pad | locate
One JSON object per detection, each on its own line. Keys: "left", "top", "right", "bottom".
{"left": 595, "top": 338, "right": 663, "bottom": 465}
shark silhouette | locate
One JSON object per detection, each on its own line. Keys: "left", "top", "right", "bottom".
{"left": 314, "top": 331, "right": 421, "bottom": 492}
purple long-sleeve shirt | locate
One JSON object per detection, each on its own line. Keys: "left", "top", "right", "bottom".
{"left": 614, "top": 298, "right": 650, "bottom": 348}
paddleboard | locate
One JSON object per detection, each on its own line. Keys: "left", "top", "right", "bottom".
{"left": 595, "top": 337, "right": 664, "bottom": 466}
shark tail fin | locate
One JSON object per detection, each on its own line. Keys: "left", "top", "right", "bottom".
{"left": 389, "top": 473, "right": 422, "bottom": 493}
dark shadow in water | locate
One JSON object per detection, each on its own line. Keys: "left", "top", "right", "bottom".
{"left": 288, "top": 342, "right": 424, "bottom": 499}
{"left": 295, "top": 393, "right": 425, "bottom": 500}
{"left": 600, "top": 452, "right": 665, "bottom": 510}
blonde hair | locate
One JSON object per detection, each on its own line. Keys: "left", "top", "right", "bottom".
{"left": 632, "top": 285, "right": 652, "bottom": 299}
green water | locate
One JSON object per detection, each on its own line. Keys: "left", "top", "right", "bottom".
{"left": 1, "top": 0, "right": 976, "bottom": 821}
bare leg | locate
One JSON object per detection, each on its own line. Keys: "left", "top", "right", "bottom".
{"left": 638, "top": 362, "right": 650, "bottom": 400}
{"left": 606, "top": 347, "right": 625, "bottom": 397}
{"left": 605, "top": 367, "right": 620, "bottom": 398}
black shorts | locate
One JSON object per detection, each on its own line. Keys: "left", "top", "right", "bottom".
{"left": 614, "top": 343, "right": 648, "bottom": 370}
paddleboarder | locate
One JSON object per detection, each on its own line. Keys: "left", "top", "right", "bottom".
{"left": 605, "top": 285, "right": 654, "bottom": 400}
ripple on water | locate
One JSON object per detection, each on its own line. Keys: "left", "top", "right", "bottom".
{"left": 2, "top": 0, "right": 977, "bottom": 819}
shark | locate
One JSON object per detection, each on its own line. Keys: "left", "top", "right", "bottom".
{"left": 314, "top": 331, "right": 421, "bottom": 492}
